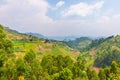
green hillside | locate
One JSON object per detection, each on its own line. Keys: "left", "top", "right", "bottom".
{"left": 63, "top": 37, "right": 92, "bottom": 52}
{"left": 64, "top": 35, "right": 120, "bottom": 68}
{"left": 87, "top": 36, "right": 120, "bottom": 68}
{"left": 3, "top": 25, "right": 80, "bottom": 59}
{"left": 0, "top": 24, "right": 120, "bottom": 80}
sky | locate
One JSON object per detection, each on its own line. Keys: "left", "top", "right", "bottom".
{"left": 0, "top": 0, "right": 120, "bottom": 37}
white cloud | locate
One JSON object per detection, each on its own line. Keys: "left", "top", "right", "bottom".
{"left": 52, "top": 1, "right": 65, "bottom": 10}
{"left": 56, "top": 1, "right": 65, "bottom": 8}
{"left": 62, "top": 1, "right": 104, "bottom": 17}
{"left": 0, "top": 0, "right": 120, "bottom": 37}
{"left": 0, "top": 0, "right": 54, "bottom": 33}
{"left": 48, "top": 13, "right": 120, "bottom": 36}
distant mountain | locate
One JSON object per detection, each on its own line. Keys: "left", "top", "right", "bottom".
{"left": 25, "top": 32, "right": 80, "bottom": 41}
{"left": 46, "top": 36, "right": 79, "bottom": 41}
{"left": 25, "top": 32, "right": 46, "bottom": 39}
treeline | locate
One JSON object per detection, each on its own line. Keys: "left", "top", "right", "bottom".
{"left": 1, "top": 52, "right": 120, "bottom": 80}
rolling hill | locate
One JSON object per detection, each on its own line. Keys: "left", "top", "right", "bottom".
{"left": 5, "top": 25, "right": 120, "bottom": 68}
{"left": 63, "top": 35, "right": 120, "bottom": 68}
{"left": 3, "top": 26, "right": 80, "bottom": 59}
{"left": 1, "top": 24, "right": 120, "bottom": 80}
{"left": 88, "top": 36, "right": 120, "bottom": 67}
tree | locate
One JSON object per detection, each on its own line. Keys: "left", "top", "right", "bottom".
{"left": 0, "top": 24, "right": 13, "bottom": 78}
{"left": 30, "top": 60, "right": 42, "bottom": 80}
{"left": 110, "top": 61, "right": 118, "bottom": 74}
{"left": 91, "top": 70, "right": 99, "bottom": 80}
{"left": 0, "top": 51, "right": 7, "bottom": 67}
{"left": 5, "top": 60, "right": 17, "bottom": 80}
{"left": 55, "top": 55, "right": 64, "bottom": 71}
{"left": 16, "top": 58, "right": 29, "bottom": 78}
{"left": 98, "top": 69, "right": 106, "bottom": 80}
{"left": 87, "top": 68, "right": 92, "bottom": 80}
{"left": 87, "top": 68, "right": 99, "bottom": 80}
{"left": 58, "top": 68, "right": 73, "bottom": 80}
{"left": 0, "top": 24, "right": 13, "bottom": 54}
{"left": 0, "top": 24, "right": 6, "bottom": 39}
{"left": 24, "top": 49, "right": 36, "bottom": 63}
{"left": 63, "top": 56, "right": 73, "bottom": 68}
{"left": 104, "top": 68, "right": 110, "bottom": 80}
{"left": 110, "top": 61, "right": 120, "bottom": 80}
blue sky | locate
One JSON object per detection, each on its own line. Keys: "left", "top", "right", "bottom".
{"left": 0, "top": 0, "right": 120, "bottom": 37}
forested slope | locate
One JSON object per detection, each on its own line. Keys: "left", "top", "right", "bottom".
{"left": 88, "top": 36, "right": 120, "bottom": 68}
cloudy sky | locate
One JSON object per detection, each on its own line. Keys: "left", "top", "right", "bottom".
{"left": 0, "top": 0, "right": 120, "bottom": 37}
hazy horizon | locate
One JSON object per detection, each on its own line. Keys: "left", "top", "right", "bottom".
{"left": 0, "top": 0, "right": 120, "bottom": 37}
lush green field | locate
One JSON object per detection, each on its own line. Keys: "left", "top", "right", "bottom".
{"left": 12, "top": 40, "right": 78, "bottom": 59}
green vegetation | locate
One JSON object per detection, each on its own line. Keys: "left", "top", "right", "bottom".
{"left": 88, "top": 36, "right": 120, "bottom": 68}
{"left": 0, "top": 24, "right": 120, "bottom": 80}
{"left": 63, "top": 37, "right": 92, "bottom": 52}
